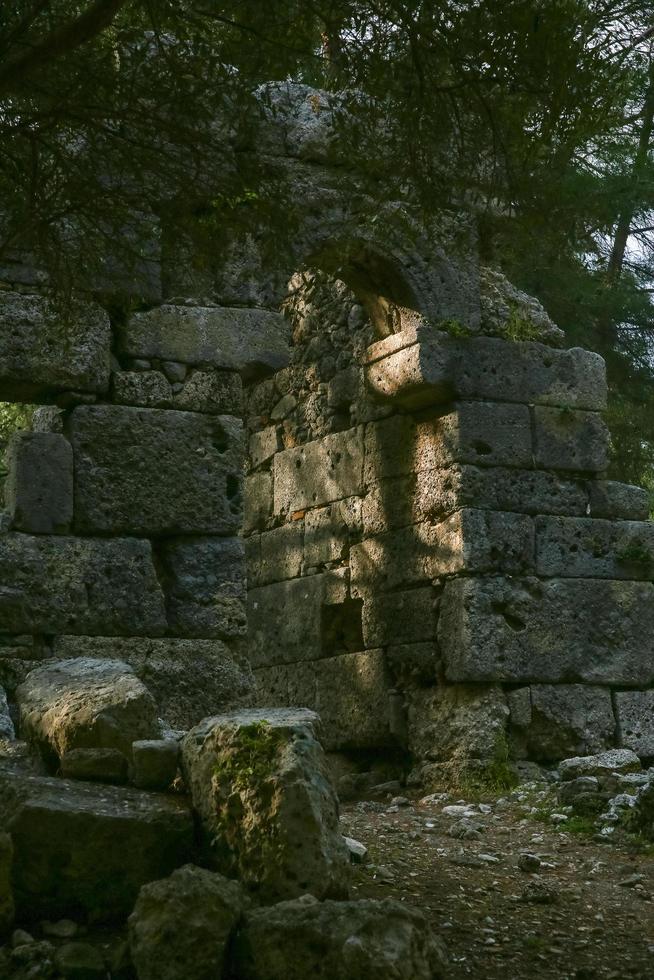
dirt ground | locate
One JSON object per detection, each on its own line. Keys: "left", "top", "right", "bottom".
{"left": 340, "top": 782, "right": 654, "bottom": 980}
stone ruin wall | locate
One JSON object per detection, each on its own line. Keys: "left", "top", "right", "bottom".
{"left": 243, "top": 272, "right": 654, "bottom": 784}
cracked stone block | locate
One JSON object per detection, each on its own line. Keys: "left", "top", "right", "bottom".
{"left": 439, "top": 576, "right": 654, "bottom": 685}
{"left": 273, "top": 427, "right": 364, "bottom": 515}
{"left": 508, "top": 685, "right": 615, "bottom": 760}
{"left": 533, "top": 407, "right": 609, "bottom": 473}
{"left": 70, "top": 406, "right": 243, "bottom": 535}
{"left": 615, "top": 691, "right": 654, "bottom": 757}
{"left": 0, "top": 533, "right": 166, "bottom": 635}
{"left": 160, "top": 537, "right": 247, "bottom": 638}
{"left": 5, "top": 432, "right": 73, "bottom": 533}
{"left": 121, "top": 305, "right": 290, "bottom": 379}
{"left": 0, "top": 291, "right": 110, "bottom": 401}
{"left": 536, "top": 516, "right": 654, "bottom": 579}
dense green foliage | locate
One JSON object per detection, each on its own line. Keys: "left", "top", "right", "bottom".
{"left": 3, "top": 2, "right": 654, "bottom": 484}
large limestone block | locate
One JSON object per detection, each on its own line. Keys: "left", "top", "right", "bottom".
{"left": 536, "top": 516, "right": 654, "bottom": 579}
{"left": 273, "top": 427, "right": 364, "bottom": 515}
{"left": 52, "top": 636, "right": 253, "bottom": 730}
{"left": 440, "top": 576, "right": 654, "bottom": 685}
{"left": 122, "top": 305, "right": 290, "bottom": 378}
{"left": 0, "top": 769, "right": 193, "bottom": 920}
{"left": 233, "top": 895, "right": 447, "bottom": 980}
{"left": 533, "top": 407, "right": 609, "bottom": 473}
{"left": 365, "top": 327, "right": 606, "bottom": 411}
{"left": 70, "top": 406, "right": 243, "bottom": 535}
{"left": 363, "top": 403, "right": 532, "bottom": 487}
{"left": 159, "top": 537, "right": 247, "bottom": 638}
{"left": 507, "top": 685, "right": 615, "bottom": 760}
{"left": 588, "top": 480, "right": 650, "bottom": 521}
{"left": 351, "top": 509, "right": 534, "bottom": 595}
{"left": 615, "top": 691, "right": 654, "bottom": 757}
{"left": 5, "top": 432, "right": 73, "bottom": 533}
{"left": 0, "top": 533, "right": 166, "bottom": 635}
{"left": 180, "top": 709, "right": 349, "bottom": 901}
{"left": 0, "top": 292, "right": 110, "bottom": 401}
{"left": 129, "top": 865, "right": 246, "bottom": 980}
{"left": 253, "top": 650, "right": 393, "bottom": 750}
{"left": 17, "top": 659, "right": 160, "bottom": 764}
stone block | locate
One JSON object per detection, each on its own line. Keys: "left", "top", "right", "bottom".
{"left": 363, "top": 403, "right": 532, "bottom": 486}
{"left": 439, "top": 576, "right": 654, "bottom": 685}
{"left": 70, "top": 406, "right": 243, "bottom": 535}
{"left": 362, "top": 588, "right": 437, "bottom": 647}
{"left": 159, "top": 537, "right": 247, "bottom": 638}
{"left": 257, "top": 522, "right": 304, "bottom": 585}
{"left": 181, "top": 709, "right": 349, "bottom": 901}
{"left": 0, "top": 533, "right": 166, "bottom": 635}
{"left": 111, "top": 370, "right": 172, "bottom": 408}
{"left": 361, "top": 475, "right": 415, "bottom": 535}
{"left": 536, "top": 516, "right": 654, "bottom": 579}
{"left": 0, "top": 769, "right": 193, "bottom": 920}
{"left": 61, "top": 747, "right": 129, "bottom": 784}
{"left": 51, "top": 636, "right": 253, "bottom": 730}
{"left": 557, "top": 748, "right": 641, "bottom": 782}
{"left": 31, "top": 407, "right": 65, "bottom": 433}
{"left": 533, "top": 407, "right": 609, "bottom": 472}
{"left": 249, "top": 426, "right": 281, "bottom": 470}
{"left": 304, "top": 497, "right": 362, "bottom": 567}
{"left": 273, "top": 427, "right": 364, "bottom": 515}
{"left": 5, "top": 432, "right": 73, "bottom": 534}
{"left": 174, "top": 369, "right": 243, "bottom": 415}
{"left": 588, "top": 481, "right": 650, "bottom": 521}
{"left": 122, "top": 305, "right": 290, "bottom": 378}
{"left": 0, "top": 292, "right": 110, "bottom": 401}
{"left": 132, "top": 739, "right": 179, "bottom": 790}
{"left": 365, "top": 336, "right": 455, "bottom": 408}
{"left": 508, "top": 685, "right": 615, "bottom": 761}
{"left": 244, "top": 473, "right": 273, "bottom": 533}
{"left": 406, "top": 683, "right": 508, "bottom": 766}
{"left": 615, "top": 691, "right": 654, "bottom": 757}
{"left": 351, "top": 510, "right": 533, "bottom": 594}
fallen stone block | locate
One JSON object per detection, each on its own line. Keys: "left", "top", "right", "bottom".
{"left": 0, "top": 769, "right": 194, "bottom": 920}
{"left": 132, "top": 740, "right": 179, "bottom": 791}
{"left": 181, "top": 709, "right": 349, "bottom": 901}
{"left": 557, "top": 748, "right": 641, "bottom": 782}
{"left": 129, "top": 865, "right": 246, "bottom": 980}
{"left": 0, "top": 533, "right": 166, "bottom": 636}
{"left": 5, "top": 433, "right": 73, "bottom": 534}
{"left": 507, "top": 685, "right": 615, "bottom": 760}
{"left": 536, "top": 516, "right": 654, "bottom": 579}
{"left": 0, "top": 291, "right": 110, "bottom": 401}
{"left": 232, "top": 895, "right": 448, "bottom": 980}
{"left": 17, "top": 659, "right": 160, "bottom": 766}
{"left": 61, "top": 747, "right": 128, "bottom": 785}
{"left": 615, "top": 691, "right": 654, "bottom": 758}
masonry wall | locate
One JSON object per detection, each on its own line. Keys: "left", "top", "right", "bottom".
{"left": 243, "top": 274, "right": 654, "bottom": 781}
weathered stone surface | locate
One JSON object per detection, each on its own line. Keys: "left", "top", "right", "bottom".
{"left": 174, "top": 369, "right": 243, "bottom": 415}
{"left": 533, "top": 407, "right": 609, "bottom": 472}
{"left": 31, "top": 406, "right": 65, "bottom": 433}
{"left": 0, "top": 769, "right": 193, "bottom": 920}
{"left": 159, "top": 537, "right": 247, "bottom": 638}
{"left": 364, "top": 336, "right": 454, "bottom": 407}
{"left": 587, "top": 480, "right": 650, "bottom": 521}
{"left": 111, "top": 370, "right": 172, "bottom": 408}
{"left": 181, "top": 709, "right": 349, "bottom": 900}
{"left": 536, "top": 516, "right": 654, "bottom": 579}
{"left": 132, "top": 740, "right": 179, "bottom": 791}
{"left": 558, "top": 748, "right": 641, "bottom": 782}
{"left": 615, "top": 691, "right": 654, "bottom": 757}
{"left": 52, "top": 636, "right": 253, "bottom": 730}
{"left": 0, "top": 832, "right": 13, "bottom": 935}
{"left": 17, "top": 659, "right": 160, "bottom": 766}
{"left": 244, "top": 473, "right": 273, "bottom": 533}
{"left": 54, "top": 942, "right": 106, "bottom": 978}
{"left": 233, "top": 895, "right": 447, "bottom": 980}
{"left": 129, "top": 865, "right": 246, "bottom": 980}
{"left": 362, "top": 588, "right": 437, "bottom": 647}
{"left": 0, "top": 533, "right": 166, "bottom": 635}
{"left": 248, "top": 574, "right": 340, "bottom": 668}
{"left": 507, "top": 685, "right": 615, "bottom": 760}
{"left": 61, "top": 747, "right": 128, "bottom": 784}
{"left": 0, "top": 688, "right": 14, "bottom": 740}
{"left": 70, "top": 406, "right": 243, "bottom": 535}
{"left": 5, "top": 433, "right": 73, "bottom": 534}
{"left": 273, "top": 427, "right": 364, "bottom": 515}
{"left": 252, "top": 650, "right": 392, "bottom": 750}
{"left": 439, "top": 576, "right": 654, "bottom": 685}
{"left": 351, "top": 510, "right": 534, "bottom": 594}
{"left": 304, "top": 498, "right": 362, "bottom": 567}
{"left": 0, "top": 292, "right": 110, "bottom": 401}
{"left": 122, "top": 305, "right": 291, "bottom": 378}
{"left": 479, "top": 266, "right": 565, "bottom": 346}
{"left": 255, "top": 523, "right": 304, "bottom": 586}
{"left": 249, "top": 426, "right": 281, "bottom": 470}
